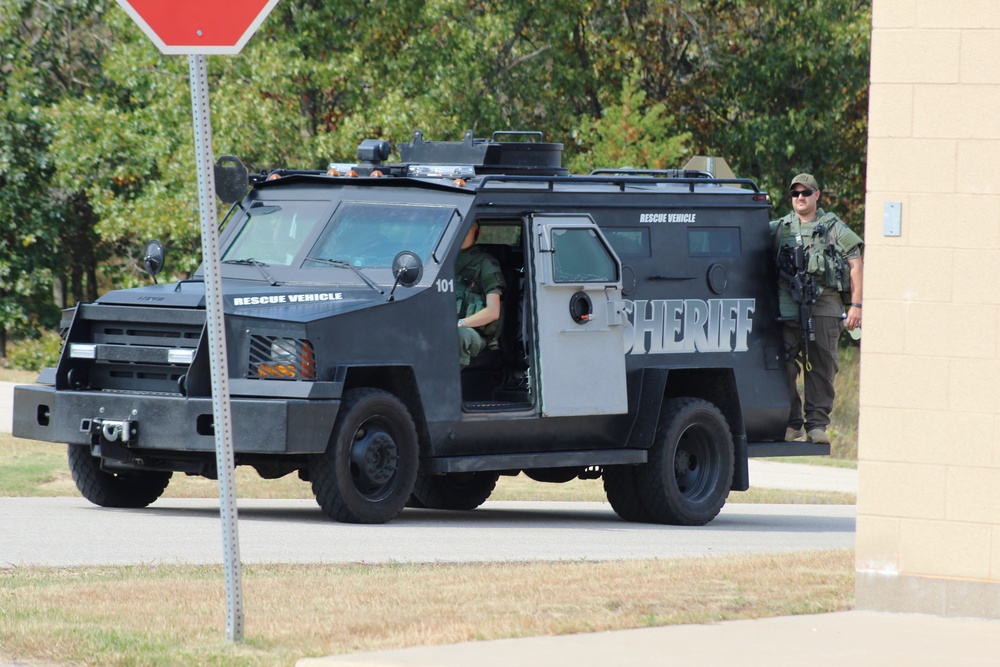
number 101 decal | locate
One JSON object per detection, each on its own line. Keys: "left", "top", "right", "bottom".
{"left": 435, "top": 278, "right": 454, "bottom": 293}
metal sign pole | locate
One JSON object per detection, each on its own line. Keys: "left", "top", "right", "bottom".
{"left": 188, "top": 53, "right": 245, "bottom": 643}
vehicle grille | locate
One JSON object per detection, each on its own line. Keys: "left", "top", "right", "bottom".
{"left": 65, "top": 304, "right": 205, "bottom": 394}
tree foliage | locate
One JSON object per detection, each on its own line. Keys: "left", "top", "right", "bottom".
{"left": 667, "top": 0, "right": 871, "bottom": 218}
{"left": 0, "top": 0, "right": 871, "bottom": 349}
{"left": 566, "top": 74, "right": 690, "bottom": 174}
{"left": 0, "top": 0, "right": 115, "bottom": 349}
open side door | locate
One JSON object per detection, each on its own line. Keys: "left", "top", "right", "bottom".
{"left": 530, "top": 214, "right": 628, "bottom": 417}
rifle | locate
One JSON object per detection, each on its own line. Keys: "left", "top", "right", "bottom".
{"left": 777, "top": 244, "right": 821, "bottom": 370}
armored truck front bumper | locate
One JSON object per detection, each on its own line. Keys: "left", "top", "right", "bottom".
{"left": 13, "top": 384, "right": 339, "bottom": 455}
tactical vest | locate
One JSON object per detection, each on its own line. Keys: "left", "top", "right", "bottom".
{"left": 455, "top": 247, "right": 504, "bottom": 341}
{"left": 773, "top": 211, "right": 853, "bottom": 299}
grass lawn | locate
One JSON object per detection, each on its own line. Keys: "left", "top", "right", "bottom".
{"left": 1, "top": 550, "right": 854, "bottom": 667}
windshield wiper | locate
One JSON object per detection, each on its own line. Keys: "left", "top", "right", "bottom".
{"left": 222, "top": 258, "right": 278, "bottom": 286}
{"left": 305, "top": 257, "right": 384, "bottom": 296}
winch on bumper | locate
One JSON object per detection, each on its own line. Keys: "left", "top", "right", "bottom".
{"left": 12, "top": 384, "right": 339, "bottom": 456}
{"left": 87, "top": 416, "right": 138, "bottom": 445}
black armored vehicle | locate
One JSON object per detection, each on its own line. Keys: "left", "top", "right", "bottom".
{"left": 13, "top": 130, "right": 822, "bottom": 525}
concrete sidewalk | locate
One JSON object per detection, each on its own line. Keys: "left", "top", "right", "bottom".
{"left": 748, "top": 458, "right": 856, "bottom": 494}
{"left": 298, "top": 611, "right": 1000, "bottom": 667}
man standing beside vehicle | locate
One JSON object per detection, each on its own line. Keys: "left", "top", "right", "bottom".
{"left": 455, "top": 222, "right": 504, "bottom": 368}
{"left": 771, "top": 174, "right": 863, "bottom": 445}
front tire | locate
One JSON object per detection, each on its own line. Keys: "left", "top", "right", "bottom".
{"left": 67, "top": 444, "right": 172, "bottom": 508}
{"left": 635, "top": 398, "right": 734, "bottom": 526}
{"left": 411, "top": 471, "right": 499, "bottom": 510}
{"left": 310, "top": 388, "right": 419, "bottom": 524}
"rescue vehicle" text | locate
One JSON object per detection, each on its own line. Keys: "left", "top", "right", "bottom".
{"left": 638, "top": 213, "right": 697, "bottom": 224}
{"left": 233, "top": 292, "right": 344, "bottom": 306}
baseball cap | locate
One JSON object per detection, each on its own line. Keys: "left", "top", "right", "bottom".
{"left": 789, "top": 173, "right": 819, "bottom": 191}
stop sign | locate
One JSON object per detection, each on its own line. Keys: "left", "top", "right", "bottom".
{"left": 115, "top": 0, "right": 280, "bottom": 55}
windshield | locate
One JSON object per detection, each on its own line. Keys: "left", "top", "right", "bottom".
{"left": 304, "top": 202, "right": 454, "bottom": 269}
{"left": 222, "top": 200, "right": 328, "bottom": 266}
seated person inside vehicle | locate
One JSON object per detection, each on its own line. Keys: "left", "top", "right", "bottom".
{"left": 455, "top": 222, "right": 504, "bottom": 368}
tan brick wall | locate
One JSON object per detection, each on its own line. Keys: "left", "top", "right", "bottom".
{"left": 858, "top": 0, "right": 1000, "bottom": 618}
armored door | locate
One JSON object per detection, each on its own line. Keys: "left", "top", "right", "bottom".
{"left": 530, "top": 214, "right": 628, "bottom": 417}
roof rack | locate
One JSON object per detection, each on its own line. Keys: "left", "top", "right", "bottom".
{"left": 590, "top": 168, "right": 714, "bottom": 179}
{"left": 477, "top": 174, "right": 762, "bottom": 194}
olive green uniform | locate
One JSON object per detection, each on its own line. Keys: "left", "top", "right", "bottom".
{"left": 770, "top": 209, "right": 862, "bottom": 434}
{"left": 455, "top": 246, "right": 504, "bottom": 367}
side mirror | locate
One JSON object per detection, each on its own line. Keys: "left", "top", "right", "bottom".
{"left": 392, "top": 251, "right": 423, "bottom": 287}
{"left": 143, "top": 239, "right": 166, "bottom": 284}
{"left": 387, "top": 251, "right": 423, "bottom": 301}
{"left": 215, "top": 155, "right": 249, "bottom": 204}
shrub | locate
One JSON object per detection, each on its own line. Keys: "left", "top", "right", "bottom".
{"left": 830, "top": 341, "right": 860, "bottom": 460}
{"left": 6, "top": 330, "right": 64, "bottom": 372}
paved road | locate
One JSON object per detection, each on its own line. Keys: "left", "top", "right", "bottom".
{"left": 1, "top": 379, "right": 857, "bottom": 568}
{"left": 1, "top": 497, "right": 855, "bottom": 567}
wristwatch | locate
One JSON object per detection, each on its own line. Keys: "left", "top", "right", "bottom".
{"left": 850, "top": 303, "right": 862, "bottom": 308}
{"left": 458, "top": 319, "right": 466, "bottom": 327}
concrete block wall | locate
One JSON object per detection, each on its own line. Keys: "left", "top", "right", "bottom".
{"left": 857, "top": 0, "right": 1000, "bottom": 618}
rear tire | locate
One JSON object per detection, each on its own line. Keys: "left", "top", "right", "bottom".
{"left": 310, "top": 388, "right": 418, "bottom": 524}
{"left": 67, "top": 444, "right": 172, "bottom": 508}
{"left": 635, "top": 398, "right": 734, "bottom": 526}
{"left": 412, "top": 471, "right": 499, "bottom": 510}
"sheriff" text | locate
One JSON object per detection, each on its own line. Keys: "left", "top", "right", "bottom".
{"left": 624, "top": 298, "right": 755, "bottom": 354}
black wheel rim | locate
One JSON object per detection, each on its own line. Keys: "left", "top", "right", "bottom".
{"left": 348, "top": 417, "right": 400, "bottom": 500}
{"left": 672, "top": 421, "right": 719, "bottom": 503}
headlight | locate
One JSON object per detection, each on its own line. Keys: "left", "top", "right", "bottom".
{"left": 168, "top": 348, "right": 196, "bottom": 365}
{"left": 249, "top": 336, "right": 316, "bottom": 380}
{"left": 69, "top": 343, "right": 97, "bottom": 359}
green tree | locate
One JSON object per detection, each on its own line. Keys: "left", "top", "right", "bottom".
{"left": 0, "top": 0, "right": 115, "bottom": 351}
{"left": 666, "top": 0, "right": 871, "bottom": 229}
{"left": 0, "top": 0, "right": 870, "bottom": 349}
{"left": 567, "top": 74, "right": 690, "bottom": 173}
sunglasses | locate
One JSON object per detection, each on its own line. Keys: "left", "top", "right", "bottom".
{"left": 789, "top": 189, "right": 815, "bottom": 199}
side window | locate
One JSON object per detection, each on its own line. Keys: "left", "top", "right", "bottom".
{"left": 687, "top": 227, "right": 741, "bottom": 257}
{"left": 551, "top": 228, "right": 618, "bottom": 283}
{"left": 603, "top": 228, "right": 651, "bottom": 258}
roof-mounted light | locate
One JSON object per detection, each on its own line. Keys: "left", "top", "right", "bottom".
{"left": 407, "top": 164, "right": 476, "bottom": 179}
{"left": 327, "top": 162, "right": 357, "bottom": 175}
